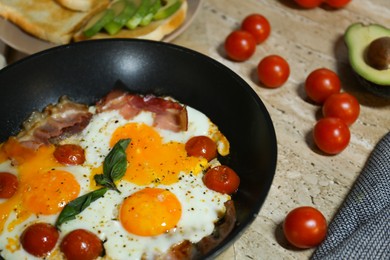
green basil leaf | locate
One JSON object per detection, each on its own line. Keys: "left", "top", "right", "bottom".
{"left": 102, "top": 138, "right": 130, "bottom": 185}
{"left": 94, "top": 173, "right": 120, "bottom": 193}
{"left": 94, "top": 173, "right": 111, "bottom": 186}
{"left": 55, "top": 187, "right": 108, "bottom": 228}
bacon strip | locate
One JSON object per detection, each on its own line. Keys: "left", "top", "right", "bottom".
{"left": 96, "top": 89, "right": 188, "bottom": 132}
{"left": 16, "top": 96, "right": 92, "bottom": 149}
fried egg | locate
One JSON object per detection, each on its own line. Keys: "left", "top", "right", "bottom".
{"left": 0, "top": 101, "right": 232, "bottom": 259}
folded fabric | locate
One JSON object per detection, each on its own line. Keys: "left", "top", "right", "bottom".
{"left": 312, "top": 132, "right": 390, "bottom": 259}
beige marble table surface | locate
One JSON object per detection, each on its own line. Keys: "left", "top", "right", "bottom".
{"left": 1, "top": 0, "right": 390, "bottom": 259}
{"left": 171, "top": 0, "right": 390, "bottom": 259}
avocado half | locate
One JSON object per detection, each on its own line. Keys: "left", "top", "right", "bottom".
{"left": 344, "top": 23, "right": 390, "bottom": 97}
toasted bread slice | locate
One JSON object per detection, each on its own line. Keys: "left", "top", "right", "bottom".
{"left": 55, "top": 0, "right": 108, "bottom": 12}
{"left": 74, "top": 0, "right": 187, "bottom": 42}
{"left": 0, "top": 0, "right": 109, "bottom": 44}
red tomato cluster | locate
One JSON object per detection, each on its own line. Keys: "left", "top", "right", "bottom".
{"left": 0, "top": 172, "right": 18, "bottom": 199}
{"left": 224, "top": 30, "right": 257, "bottom": 62}
{"left": 257, "top": 55, "right": 290, "bottom": 88}
{"left": 60, "top": 229, "right": 103, "bottom": 260}
{"left": 293, "top": 0, "right": 351, "bottom": 9}
{"left": 304, "top": 68, "right": 360, "bottom": 154}
{"left": 203, "top": 165, "right": 240, "bottom": 194}
{"left": 283, "top": 206, "right": 327, "bottom": 249}
{"left": 20, "top": 223, "right": 59, "bottom": 257}
{"left": 20, "top": 223, "right": 102, "bottom": 259}
{"left": 241, "top": 14, "right": 271, "bottom": 44}
{"left": 54, "top": 144, "right": 86, "bottom": 165}
{"left": 224, "top": 14, "right": 270, "bottom": 62}
{"left": 224, "top": 14, "right": 290, "bottom": 88}
{"left": 185, "top": 135, "right": 240, "bottom": 195}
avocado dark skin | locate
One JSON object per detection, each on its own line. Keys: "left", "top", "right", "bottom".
{"left": 355, "top": 75, "right": 390, "bottom": 98}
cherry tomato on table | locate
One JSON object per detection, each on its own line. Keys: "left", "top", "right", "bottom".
{"left": 224, "top": 30, "right": 256, "bottom": 62}
{"left": 313, "top": 117, "right": 350, "bottom": 154}
{"left": 283, "top": 206, "right": 327, "bottom": 249}
{"left": 54, "top": 144, "right": 86, "bottom": 165}
{"left": 305, "top": 68, "right": 341, "bottom": 104}
{"left": 257, "top": 55, "right": 290, "bottom": 88}
{"left": 293, "top": 0, "right": 323, "bottom": 9}
{"left": 325, "top": 0, "right": 351, "bottom": 8}
{"left": 241, "top": 14, "right": 271, "bottom": 44}
{"left": 60, "top": 229, "right": 103, "bottom": 260}
{"left": 203, "top": 165, "right": 240, "bottom": 194}
{"left": 20, "top": 223, "right": 59, "bottom": 257}
{"left": 0, "top": 172, "right": 18, "bottom": 199}
{"left": 185, "top": 135, "right": 217, "bottom": 161}
{"left": 322, "top": 92, "right": 360, "bottom": 126}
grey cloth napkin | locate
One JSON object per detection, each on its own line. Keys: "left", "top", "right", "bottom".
{"left": 312, "top": 132, "right": 390, "bottom": 260}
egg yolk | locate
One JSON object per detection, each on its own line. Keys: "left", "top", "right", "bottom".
{"left": 21, "top": 169, "right": 80, "bottom": 215}
{"left": 110, "top": 123, "right": 207, "bottom": 186}
{"left": 120, "top": 188, "right": 182, "bottom": 236}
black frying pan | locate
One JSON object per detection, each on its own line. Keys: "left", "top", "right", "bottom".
{"left": 0, "top": 39, "right": 277, "bottom": 259}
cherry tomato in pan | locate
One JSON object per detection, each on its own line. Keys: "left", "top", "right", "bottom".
{"left": 325, "top": 0, "right": 351, "bottom": 8}
{"left": 60, "top": 229, "right": 103, "bottom": 260}
{"left": 0, "top": 172, "right": 18, "bottom": 199}
{"left": 313, "top": 117, "right": 350, "bottom": 154}
{"left": 203, "top": 165, "right": 240, "bottom": 194}
{"left": 322, "top": 92, "right": 360, "bottom": 126}
{"left": 257, "top": 55, "right": 290, "bottom": 88}
{"left": 185, "top": 135, "right": 217, "bottom": 161}
{"left": 20, "top": 223, "right": 59, "bottom": 257}
{"left": 224, "top": 30, "right": 256, "bottom": 61}
{"left": 54, "top": 144, "right": 86, "bottom": 165}
{"left": 241, "top": 14, "right": 271, "bottom": 44}
{"left": 305, "top": 68, "right": 341, "bottom": 104}
{"left": 283, "top": 206, "right": 327, "bottom": 249}
{"left": 293, "top": 0, "right": 323, "bottom": 9}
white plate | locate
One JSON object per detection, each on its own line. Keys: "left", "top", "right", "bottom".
{"left": 0, "top": 0, "right": 202, "bottom": 55}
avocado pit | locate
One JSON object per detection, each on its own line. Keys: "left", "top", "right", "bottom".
{"left": 366, "top": 36, "right": 390, "bottom": 70}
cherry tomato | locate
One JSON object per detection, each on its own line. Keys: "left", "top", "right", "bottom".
{"left": 257, "top": 55, "right": 290, "bottom": 88}
{"left": 293, "top": 0, "right": 323, "bottom": 8}
{"left": 20, "top": 223, "right": 59, "bottom": 257}
{"left": 241, "top": 14, "right": 271, "bottom": 44}
{"left": 313, "top": 117, "right": 350, "bottom": 154}
{"left": 60, "top": 229, "right": 103, "bottom": 260}
{"left": 283, "top": 206, "right": 327, "bottom": 249}
{"left": 54, "top": 144, "right": 85, "bottom": 165}
{"left": 325, "top": 0, "right": 351, "bottom": 8}
{"left": 185, "top": 136, "right": 217, "bottom": 161}
{"left": 224, "top": 30, "right": 256, "bottom": 62}
{"left": 322, "top": 92, "right": 360, "bottom": 126}
{"left": 305, "top": 68, "right": 341, "bottom": 104}
{"left": 203, "top": 165, "right": 240, "bottom": 194}
{"left": 0, "top": 172, "right": 18, "bottom": 199}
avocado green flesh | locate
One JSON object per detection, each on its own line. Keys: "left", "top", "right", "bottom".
{"left": 83, "top": 0, "right": 181, "bottom": 37}
{"left": 345, "top": 23, "right": 390, "bottom": 86}
{"left": 140, "top": 0, "right": 161, "bottom": 26}
{"left": 126, "top": 0, "right": 152, "bottom": 30}
{"left": 104, "top": 0, "right": 138, "bottom": 35}
{"left": 154, "top": 0, "right": 181, "bottom": 20}
{"left": 84, "top": 9, "right": 115, "bottom": 38}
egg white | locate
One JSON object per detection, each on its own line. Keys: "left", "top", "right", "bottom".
{"left": 0, "top": 104, "right": 231, "bottom": 260}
